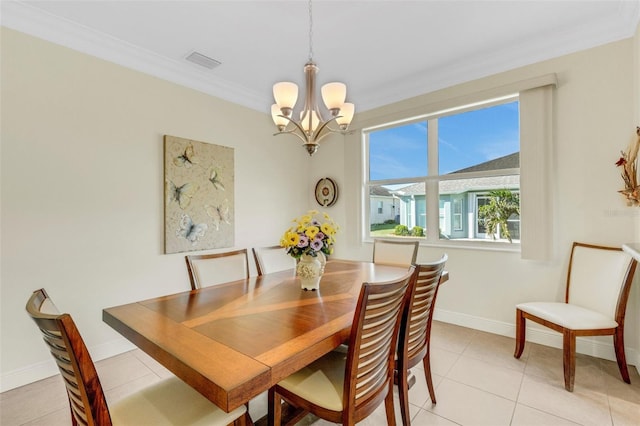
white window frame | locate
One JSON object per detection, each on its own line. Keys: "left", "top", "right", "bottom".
{"left": 363, "top": 95, "right": 521, "bottom": 249}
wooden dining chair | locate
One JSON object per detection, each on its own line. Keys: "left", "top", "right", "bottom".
{"left": 514, "top": 242, "right": 638, "bottom": 391}
{"left": 396, "top": 255, "right": 448, "bottom": 425}
{"left": 268, "top": 266, "right": 416, "bottom": 426}
{"left": 373, "top": 239, "right": 419, "bottom": 267}
{"left": 252, "top": 245, "right": 296, "bottom": 276}
{"left": 185, "top": 249, "right": 250, "bottom": 290}
{"left": 26, "top": 288, "right": 248, "bottom": 426}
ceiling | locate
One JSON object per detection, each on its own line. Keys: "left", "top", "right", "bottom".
{"left": 2, "top": 1, "right": 639, "bottom": 114}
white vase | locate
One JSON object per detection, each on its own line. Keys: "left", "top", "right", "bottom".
{"left": 297, "top": 254, "right": 322, "bottom": 291}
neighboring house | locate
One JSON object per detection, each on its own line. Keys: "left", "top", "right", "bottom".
{"left": 382, "top": 153, "right": 520, "bottom": 241}
{"left": 369, "top": 185, "right": 399, "bottom": 224}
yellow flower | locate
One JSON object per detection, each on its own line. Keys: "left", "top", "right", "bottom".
{"left": 284, "top": 231, "right": 300, "bottom": 247}
{"left": 321, "top": 223, "right": 335, "bottom": 235}
{"left": 305, "top": 226, "right": 319, "bottom": 239}
{"left": 299, "top": 214, "right": 312, "bottom": 224}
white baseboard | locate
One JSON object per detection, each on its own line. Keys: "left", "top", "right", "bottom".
{"left": 433, "top": 308, "right": 640, "bottom": 373}
{"left": 3, "top": 313, "right": 639, "bottom": 393}
{"left": 0, "top": 337, "right": 135, "bottom": 393}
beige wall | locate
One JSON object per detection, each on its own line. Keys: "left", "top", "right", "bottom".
{"left": 313, "top": 28, "right": 640, "bottom": 372}
{"left": 0, "top": 28, "right": 311, "bottom": 390}
{"left": 2, "top": 22, "right": 640, "bottom": 391}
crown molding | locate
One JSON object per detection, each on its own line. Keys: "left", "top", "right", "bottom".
{"left": 0, "top": 1, "right": 270, "bottom": 112}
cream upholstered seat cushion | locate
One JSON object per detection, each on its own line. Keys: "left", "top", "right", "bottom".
{"left": 276, "top": 350, "right": 346, "bottom": 412}
{"left": 110, "top": 376, "right": 246, "bottom": 426}
{"left": 516, "top": 302, "right": 618, "bottom": 330}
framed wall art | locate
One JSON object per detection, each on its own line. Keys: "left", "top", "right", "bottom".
{"left": 164, "top": 135, "right": 234, "bottom": 254}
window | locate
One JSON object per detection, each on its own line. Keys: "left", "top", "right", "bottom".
{"left": 377, "top": 201, "right": 383, "bottom": 214}
{"left": 365, "top": 97, "right": 520, "bottom": 244}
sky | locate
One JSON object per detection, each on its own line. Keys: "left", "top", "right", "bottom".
{"left": 369, "top": 100, "right": 519, "bottom": 180}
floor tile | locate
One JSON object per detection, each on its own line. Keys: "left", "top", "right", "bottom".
{"left": 425, "top": 378, "right": 516, "bottom": 425}
{"left": 446, "top": 355, "right": 524, "bottom": 401}
{"left": 464, "top": 330, "right": 529, "bottom": 372}
{"left": 510, "top": 403, "right": 581, "bottom": 426}
{"left": 517, "top": 373, "right": 612, "bottom": 426}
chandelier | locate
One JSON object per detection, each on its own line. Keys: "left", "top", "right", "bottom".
{"left": 270, "top": 0, "right": 355, "bottom": 156}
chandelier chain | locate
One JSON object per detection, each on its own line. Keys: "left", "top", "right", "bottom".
{"left": 308, "top": 0, "right": 313, "bottom": 62}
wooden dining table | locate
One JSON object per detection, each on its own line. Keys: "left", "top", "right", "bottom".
{"left": 102, "top": 259, "right": 416, "bottom": 413}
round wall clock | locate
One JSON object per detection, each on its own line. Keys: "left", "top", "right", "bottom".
{"left": 315, "top": 177, "right": 338, "bottom": 207}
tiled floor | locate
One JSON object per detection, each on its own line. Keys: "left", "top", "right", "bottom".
{"left": 2, "top": 321, "right": 639, "bottom": 425}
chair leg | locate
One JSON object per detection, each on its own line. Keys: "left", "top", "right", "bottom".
{"left": 268, "top": 387, "right": 281, "bottom": 426}
{"left": 514, "top": 309, "right": 526, "bottom": 359}
{"left": 613, "top": 326, "right": 631, "bottom": 384}
{"left": 562, "top": 329, "right": 576, "bottom": 392}
{"left": 384, "top": 382, "right": 397, "bottom": 426}
{"left": 422, "top": 353, "right": 437, "bottom": 404}
{"left": 397, "top": 366, "right": 411, "bottom": 425}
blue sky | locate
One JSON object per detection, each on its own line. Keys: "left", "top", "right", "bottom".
{"left": 369, "top": 101, "right": 519, "bottom": 180}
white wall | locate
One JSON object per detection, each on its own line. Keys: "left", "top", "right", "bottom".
{"left": 0, "top": 28, "right": 309, "bottom": 391}
{"left": 315, "top": 30, "right": 640, "bottom": 372}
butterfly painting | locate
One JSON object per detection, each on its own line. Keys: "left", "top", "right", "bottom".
{"left": 173, "top": 142, "right": 199, "bottom": 168}
{"left": 205, "top": 199, "right": 231, "bottom": 231}
{"left": 166, "top": 180, "right": 198, "bottom": 209}
{"left": 208, "top": 167, "right": 225, "bottom": 191}
{"left": 164, "top": 135, "right": 234, "bottom": 253}
{"left": 176, "top": 214, "right": 208, "bottom": 245}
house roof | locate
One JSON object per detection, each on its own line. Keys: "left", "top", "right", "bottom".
{"left": 451, "top": 152, "right": 519, "bottom": 173}
{"left": 393, "top": 175, "right": 520, "bottom": 197}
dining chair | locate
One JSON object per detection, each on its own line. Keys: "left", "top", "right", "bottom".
{"left": 268, "top": 266, "right": 416, "bottom": 426}
{"left": 396, "top": 255, "right": 448, "bottom": 425}
{"left": 373, "top": 239, "right": 419, "bottom": 267}
{"left": 514, "top": 242, "right": 638, "bottom": 391}
{"left": 26, "top": 288, "right": 249, "bottom": 426}
{"left": 252, "top": 245, "right": 296, "bottom": 276}
{"left": 185, "top": 249, "right": 250, "bottom": 290}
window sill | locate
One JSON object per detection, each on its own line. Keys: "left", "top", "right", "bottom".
{"left": 364, "top": 237, "right": 521, "bottom": 253}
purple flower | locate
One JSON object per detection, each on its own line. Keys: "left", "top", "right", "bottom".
{"left": 310, "top": 238, "right": 323, "bottom": 251}
{"left": 311, "top": 219, "right": 321, "bottom": 226}
{"left": 297, "top": 234, "right": 309, "bottom": 248}
{"left": 315, "top": 232, "right": 325, "bottom": 241}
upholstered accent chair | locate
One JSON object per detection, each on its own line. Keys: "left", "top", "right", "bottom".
{"left": 514, "top": 242, "right": 638, "bottom": 391}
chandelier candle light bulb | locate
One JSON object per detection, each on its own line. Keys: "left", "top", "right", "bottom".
{"left": 270, "top": 0, "right": 354, "bottom": 156}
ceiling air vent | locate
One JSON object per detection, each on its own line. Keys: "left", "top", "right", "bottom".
{"left": 185, "top": 51, "right": 221, "bottom": 70}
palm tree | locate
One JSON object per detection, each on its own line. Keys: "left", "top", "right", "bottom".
{"left": 478, "top": 189, "right": 520, "bottom": 242}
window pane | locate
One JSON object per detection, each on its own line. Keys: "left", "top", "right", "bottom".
{"left": 439, "top": 101, "right": 519, "bottom": 174}
{"left": 369, "top": 182, "right": 426, "bottom": 238}
{"left": 369, "top": 122, "right": 427, "bottom": 180}
{"left": 438, "top": 176, "right": 519, "bottom": 241}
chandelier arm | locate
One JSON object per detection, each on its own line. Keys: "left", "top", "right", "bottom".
{"left": 274, "top": 115, "right": 315, "bottom": 144}
{"left": 313, "top": 115, "right": 341, "bottom": 139}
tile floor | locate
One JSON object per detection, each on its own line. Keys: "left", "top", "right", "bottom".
{"left": 2, "top": 321, "right": 639, "bottom": 425}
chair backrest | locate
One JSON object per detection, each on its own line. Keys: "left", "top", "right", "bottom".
{"left": 185, "top": 249, "right": 250, "bottom": 290}
{"left": 398, "top": 255, "right": 447, "bottom": 369}
{"left": 373, "top": 239, "right": 418, "bottom": 267}
{"left": 342, "top": 266, "right": 416, "bottom": 422}
{"left": 566, "top": 242, "right": 637, "bottom": 320}
{"left": 252, "top": 245, "right": 296, "bottom": 276}
{"left": 26, "top": 289, "right": 112, "bottom": 426}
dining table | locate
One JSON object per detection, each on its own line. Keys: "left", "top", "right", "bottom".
{"left": 102, "top": 259, "right": 447, "bottom": 414}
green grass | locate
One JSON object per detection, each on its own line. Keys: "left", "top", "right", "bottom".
{"left": 370, "top": 223, "right": 397, "bottom": 237}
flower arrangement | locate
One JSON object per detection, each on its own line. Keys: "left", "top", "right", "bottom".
{"left": 615, "top": 127, "right": 640, "bottom": 206}
{"left": 280, "top": 210, "right": 338, "bottom": 259}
